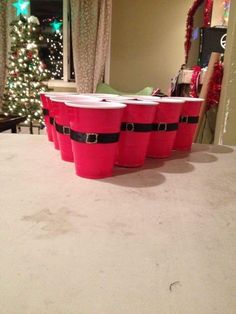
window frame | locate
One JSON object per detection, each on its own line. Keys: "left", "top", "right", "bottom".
{"left": 48, "top": 0, "right": 111, "bottom": 89}
{"left": 47, "top": 0, "right": 75, "bottom": 88}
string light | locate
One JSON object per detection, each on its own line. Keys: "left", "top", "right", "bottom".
{"left": 45, "top": 19, "right": 63, "bottom": 79}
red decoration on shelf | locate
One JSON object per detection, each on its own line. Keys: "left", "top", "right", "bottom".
{"left": 190, "top": 66, "right": 202, "bottom": 98}
{"left": 184, "top": 0, "right": 213, "bottom": 64}
{"left": 206, "top": 62, "right": 224, "bottom": 110}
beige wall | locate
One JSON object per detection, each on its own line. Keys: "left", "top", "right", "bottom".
{"left": 211, "top": 0, "right": 226, "bottom": 26}
{"left": 110, "top": 0, "right": 193, "bottom": 94}
{"left": 214, "top": 0, "right": 236, "bottom": 145}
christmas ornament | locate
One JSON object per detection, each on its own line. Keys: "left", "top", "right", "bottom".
{"left": 12, "top": 71, "right": 19, "bottom": 77}
{"left": 26, "top": 43, "right": 37, "bottom": 50}
{"left": 27, "top": 51, "right": 33, "bottom": 59}
{"left": 12, "top": 51, "right": 18, "bottom": 59}
{"left": 27, "top": 16, "right": 40, "bottom": 25}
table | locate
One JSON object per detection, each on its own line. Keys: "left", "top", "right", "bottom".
{"left": 1, "top": 134, "right": 236, "bottom": 314}
{"left": 0, "top": 114, "right": 26, "bottom": 133}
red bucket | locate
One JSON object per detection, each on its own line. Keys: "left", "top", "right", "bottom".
{"left": 173, "top": 97, "right": 204, "bottom": 151}
{"left": 40, "top": 92, "right": 53, "bottom": 142}
{"left": 116, "top": 100, "right": 158, "bottom": 167}
{"left": 65, "top": 101, "right": 126, "bottom": 179}
{"left": 51, "top": 96, "right": 100, "bottom": 162}
{"left": 147, "top": 98, "right": 184, "bottom": 158}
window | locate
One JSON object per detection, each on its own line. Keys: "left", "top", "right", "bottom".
{"left": 30, "top": 0, "right": 75, "bottom": 86}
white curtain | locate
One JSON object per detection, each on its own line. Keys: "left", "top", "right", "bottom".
{"left": 0, "top": 1, "right": 15, "bottom": 109}
{"left": 70, "top": 0, "right": 112, "bottom": 93}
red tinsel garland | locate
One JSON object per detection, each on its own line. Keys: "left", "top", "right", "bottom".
{"left": 204, "top": 0, "right": 213, "bottom": 27}
{"left": 206, "top": 62, "right": 224, "bottom": 110}
{"left": 190, "top": 66, "right": 202, "bottom": 97}
{"left": 185, "top": 0, "right": 213, "bottom": 64}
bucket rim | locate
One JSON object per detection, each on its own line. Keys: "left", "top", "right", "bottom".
{"left": 50, "top": 96, "right": 100, "bottom": 102}
{"left": 43, "top": 92, "right": 78, "bottom": 97}
{"left": 65, "top": 101, "right": 127, "bottom": 109}
{"left": 172, "top": 97, "right": 205, "bottom": 102}
{"left": 80, "top": 93, "right": 119, "bottom": 97}
{"left": 116, "top": 100, "right": 158, "bottom": 106}
{"left": 153, "top": 98, "right": 185, "bottom": 103}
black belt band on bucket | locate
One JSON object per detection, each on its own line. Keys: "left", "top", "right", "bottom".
{"left": 55, "top": 122, "right": 70, "bottom": 135}
{"left": 152, "top": 122, "right": 179, "bottom": 132}
{"left": 70, "top": 129, "right": 120, "bottom": 144}
{"left": 121, "top": 122, "right": 153, "bottom": 132}
{"left": 49, "top": 117, "right": 55, "bottom": 125}
{"left": 179, "top": 116, "right": 199, "bottom": 124}
{"left": 42, "top": 108, "right": 49, "bottom": 116}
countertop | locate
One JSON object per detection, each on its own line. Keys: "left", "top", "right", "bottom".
{"left": 1, "top": 134, "right": 236, "bottom": 314}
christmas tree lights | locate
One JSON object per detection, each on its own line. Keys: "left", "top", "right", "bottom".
{"left": 47, "top": 19, "right": 63, "bottom": 79}
{"left": 3, "top": 16, "right": 50, "bottom": 134}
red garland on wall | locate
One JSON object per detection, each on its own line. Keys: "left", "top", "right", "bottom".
{"left": 204, "top": 0, "right": 214, "bottom": 27}
{"left": 206, "top": 62, "right": 224, "bottom": 110}
{"left": 185, "top": 0, "right": 213, "bottom": 64}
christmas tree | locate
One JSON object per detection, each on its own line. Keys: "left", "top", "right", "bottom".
{"left": 2, "top": 15, "right": 50, "bottom": 134}
{"left": 47, "top": 19, "right": 63, "bottom": 79}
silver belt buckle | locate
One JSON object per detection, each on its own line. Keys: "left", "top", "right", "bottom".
{"left": 181, "top": 116, "right": 188, "bottom": 123}
{"left": 126, "top": 123, "right": 135, "bottom": 132}
{"left": 158, "top": 123, "right": 167, "bottom": 131}
{"left": 63, "top": 126, "right": 70, "bottom": 135}
{"left": 85, "top": 133, "right": 98, "bottom": 144}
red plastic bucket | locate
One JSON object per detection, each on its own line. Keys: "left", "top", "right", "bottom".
{"left": 50, "top": 96, "right": 100, "bottom": 162}
{"left": 116, "top": 100, "right": 158, "bottom": 167}
{"left": 40, "top": 92, "right": 53, "bottom": 142}
{"left": 65, "top": 101, "right": 126, "bottom": 179}
{"left": 173, "top": 97, "right": 204, "bottom": 151}
{"left": 147, "top": 98, "right": 184, "bottom": 158}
